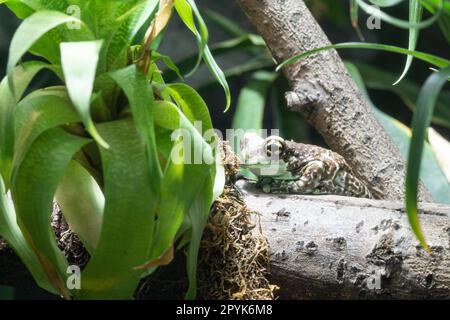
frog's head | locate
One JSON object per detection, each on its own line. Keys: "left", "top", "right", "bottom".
{"left": 239, "top": 133, "right": 291, "bottom": 178}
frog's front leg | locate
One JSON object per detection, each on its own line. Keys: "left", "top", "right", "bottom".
{"left": 260, "top": 160, "right": 325, "bottom": 194}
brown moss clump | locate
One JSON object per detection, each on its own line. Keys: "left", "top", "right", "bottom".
{"left": 197, "top": 141, "right": 278, "bottom": 300}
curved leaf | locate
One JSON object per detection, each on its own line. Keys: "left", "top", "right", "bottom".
{"left": 167, "top": 83, "right": 213, "bottom": 131}
{"left": 7, "top": 10, "right": 82, "bottom": 87}
{"left": 12, "top": 127, "right": 90, "bottom": 298}
{"left": 394, "top": 0, "right": 423, "bottom": 85}
{"left": 175, "top": 0, "right": 230, "bottom": 111}
{"left": 406, "top": 66, "right": 450, "bottom": 251}
{"left": 356, "top": 0, "right": 442, "bottom": 29}
{"left": 79, "top": 119, "right": 158, "bottom": 299}
{"left": 277, "top": 42, "right": 450, "bottom": 71}
{"left": 0, "top": 177, "right": 57, "bottom": 294}
{"left": 346, "top": 62, "right": 450, "bottom": 204}
{"left": 55, "top": 160, "right": 104, "bottom": 253}
{"left": 13, "top": 90, "right": 80, "bottom": 182}
{"left": 108, "top": 64, "right": 163, "bottom": 186}
{"left": 60, "top": 40, "right": 108, "bottom": 148}
{"left": 151, "top": 100, "right": 218, "bottom": 299}
{"left": 0, "top": 61, "right": 49, "bottom": 188}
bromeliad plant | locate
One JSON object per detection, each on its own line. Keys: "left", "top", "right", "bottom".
{"left": 0, "top": 0, "right": 228, "bottom": 299}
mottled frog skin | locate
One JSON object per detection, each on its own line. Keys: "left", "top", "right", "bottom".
{"left": 240, "top": 133, "right": 373, "bottom": 198}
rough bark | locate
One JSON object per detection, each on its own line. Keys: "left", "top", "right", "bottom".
{"left": 238, "top": 181, "right": 450, "bottom": 299}
{"left": 235, "top": 0, "right": 432, "bottom": 202}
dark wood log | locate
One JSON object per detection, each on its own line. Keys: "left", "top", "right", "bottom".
{"left": 238, "top": 181, "right": 450, "bottom": 299}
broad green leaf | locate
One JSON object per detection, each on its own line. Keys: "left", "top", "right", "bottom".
{"left": 0, "top": 177, "right": 57, "bottom": 294}
{"left": 394, "top": 0, "right": 423, "bottom": 85}
{"left": 167, "top": 83, "right": 213, "bottom": 131}
{"left": 12, "top": 127, "right": 90, "bottom": 298}
{"left": 7, "top": 10, "right": 82, "bottom": 85}
{"left": 0, "top": 61, "right": 48, "bottom": 188}
{"left": 354, "top": 62, "right": 450, "bottom": 129}
{"left": 150, "top": 100, "right": 214, "bottom": 259}
{"left": 80, "top": 119, "right": 158, "bottom": 299}
{"left": 3, "top": 0, "right": 34, "bottom": 19}
{"left": 185, "top": 175, "right": 214, "bottom": 300}
{"left": 277, "top": 42, "right": 450, "bottom": 71}
{"left": 13, "top": 90, "right": 80, "bottom": 182}
{"left": 60, "top": 40, "right": 108, "bottom": 148}
{"left": 406, "top": 66, "right": 450, "bottom": 251}
{"left": 346, "top": 62, "right": 450, "bottom": 204}
{"left": 55, "top": 160, "right": 104, "bottom": 253}
{"left": 356, "top": 0, "right": 442, "bottom": 29}
{"left": 150, "top": 101, "right": 217, "bottom": 299}
{"left": 108, "top": 64, "right": 163, "bottom": 187}
{"left": 232, "top": 71, "right": 277, "bottom": 132}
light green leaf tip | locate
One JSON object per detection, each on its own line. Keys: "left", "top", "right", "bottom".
{"left": 393, "top": 0, "right": 423, "bottom": 85}
{"left": 6, "top": 10, "right": 81, "bottom": 95}
{"left": 60, "top": 40, "right": 109, "bottom": 149}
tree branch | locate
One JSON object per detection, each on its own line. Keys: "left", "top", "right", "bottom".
{"left": 2, "top": 184, "right": 449, "bottom": 299}
{"left": 238, "top": 182, "right": 450, "bottom": 299}
{"left": 235, "top": 0, "right": 431, "bottom": 201}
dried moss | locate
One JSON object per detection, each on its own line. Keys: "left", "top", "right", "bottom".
{"left": 197, "top": 142, "right": 278, "bottom": 300}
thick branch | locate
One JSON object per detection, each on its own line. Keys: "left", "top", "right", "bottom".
{"left": 239, "top": 182, "right": 450, "bottom": 299}
{"left": 235, "top": 0, "right": 431, "bottom": 201}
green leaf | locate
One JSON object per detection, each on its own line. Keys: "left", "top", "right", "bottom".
{"left": 346, "top": 62, "right": 450, "bottom": 205}
{"left": 406, "top": 66, "right": 450, "bottom": 251}
{"left": 106, "top": 0, "right": 159, "bottom": 70}
{"left": 277, "top": 42, "right": 450, "bottom": 71}
{"left": 175, "top": 0, "right": 230, "bottom": 111}
{"left": 60, "top": 40, "right": 108, "bottom": 148}
{"left": 167, "top": 83, "right": 213, "bottom": 131}
{"left": 79, "top": 119, "right": 158, "bottom": 299}
{"left": 6, "top": 10, "right": 82, "bottom": 85}
{"left": 108, "top": 64, "right": 163, "bottom": 187}
{"left": 150, "top": 101, "right": 218, "bottom": 299}
{"left": 354, "top": 62, "right": 450, "bottom": 129}
{"left": 3, "top": 0, "right": 34, "bottom": 19}
{"left": 394, "top": 0, "right": 423, "bottom": 85}
{"left": 0, "top": 61, "right": 49, "bottom": 188}
{"left": 13, "top": 90, "right": 80, "bottom": 182}
{"left": 0, "top": 177, "right": 57, "bottom": 294}
{"left": 185, "top": 175, "right": 214, "bottom": 300}
{"left": 55, "top": 160, "right": 104, "bottom": 253}
{"left": 12, "top": 127, "right": 90, "bottom": 298}
{"left": 175, "top": 0, "right": 208, "bottom": 74}
{"left": 356, "top": 0, "right": 442, "bottom": 29}
{"left": 152, "top": 51, "right": 183, "bottom": 80}
{"left": 232, "top": 71, "right": 277, "bottom": 132}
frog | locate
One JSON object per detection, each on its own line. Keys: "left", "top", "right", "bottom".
{"left": 239, "top": 133, "right": 373, "bottom": 198}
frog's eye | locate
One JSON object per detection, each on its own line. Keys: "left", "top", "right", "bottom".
{"left": 265, "top": 136, "right": 285, "bottom": 158}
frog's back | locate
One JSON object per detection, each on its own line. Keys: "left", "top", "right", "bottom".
{"left": 283, "top": 141, "right": 372, "bottom": 198}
